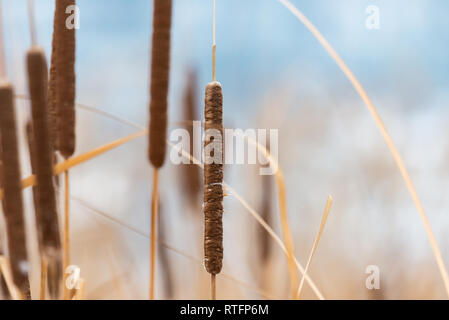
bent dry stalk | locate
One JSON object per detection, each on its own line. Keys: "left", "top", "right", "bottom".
{"left": 27, "top": 47, "right": 63, "bottom": 300}
{"left": 0, "top": 81, "right": 31, "bottom": 299}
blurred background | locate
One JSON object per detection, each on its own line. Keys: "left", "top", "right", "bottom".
{"left": 2, "top": 0, "right": 449, "bottom": 299}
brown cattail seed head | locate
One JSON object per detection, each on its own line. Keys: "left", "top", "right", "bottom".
{"left": 0, "top": 81, "right": 31, "bottom": 298}
{"left": 181, "top": 71, "right": 201, "bottom": 208}
{"left": 49, "top": 0, "right": 76, "bottom": 158}
{"left": 27, "top": 47, "right": 62, "bottom": 299}
{"left": 148, "top": 0, "right": 172, "bottom": 168}
{"left": 204, "top": 81, "right": 224, "bottom": 275}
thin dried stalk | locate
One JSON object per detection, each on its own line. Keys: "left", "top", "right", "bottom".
{"left": 27, "top": 47, "right": 62, "bottom": 300}
{"left": 157, "top": 199, "right": 174, "bottom": 299}
{"left": 296, "top": 196, "right": 333, "bottom": 299}
{"left": 0, "top": 81, "right": 31, "bottom": 298}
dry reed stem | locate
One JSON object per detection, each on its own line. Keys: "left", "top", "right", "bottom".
{"left": 27, "top": 47, "right": 62, "bottom": 299}
{"left": 278, "top": 0, "right": 449, "bottom": 297}
{"left": 0, "top": 81, "right": 30, "bottom": 298}
{"left": 63, "top": 170, "right": 70, "bottom": 299}
{"left": 40, "top": 258, "right": 47, "bottom": 300}
{"left": 0, "top": 256, "right": 22, "bottom": 300}
{"left": 27, "top": 0, "right": 37, "bottom": 46}
{"left": 211, "top": 274, "right": 216, "bottom": 300}
{"left": 0, "top": 0, "right": 6, "bottom": 79}
{"left": 149, "top": 0, "right": 172, "bottom": 168}
{"left": 212, "top": 0, "right": 216, "bottom": 81}
{"left": 296, "top": 195, "right": 333, "bottom": 299}
{"left": 149, "top": 168, "right": 159, "bottom": 300}
{"left": 157, "top": 200, "right": 174, "bottom": 299}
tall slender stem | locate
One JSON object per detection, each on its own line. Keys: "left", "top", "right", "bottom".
{"left": 149, "top": 168, "right": 159, "bottom": 300}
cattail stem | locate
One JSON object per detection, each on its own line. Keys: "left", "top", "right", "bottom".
{"left": 211, "top": 274, "right": 216, "bottom": 300}
{"left": 63, "top": 170, "right": 70, "bottom": 299}
{"left": 27, "top": 0, "right": 37, "bottom": 46}
{"left": 40, "top": 258, "right": 47, "bottom": 300}
{"left": 0, "top": 0, "right": 6, "bottom": 79}
{"left": 212, "top": 0, "right": 216, "bottom": 81}
{"left": 149, "top": 168, "right": 159, "bottom": 300}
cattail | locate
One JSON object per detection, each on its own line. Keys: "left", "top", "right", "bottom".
{"left": 203, "top": 81, "right": 224, "bottom": 276}
{"left": 181, "top": 71, "right": 201, "bottom": 207}
{"left": 27, "top": 47, "right": 62, "bottom": 299}
{"left": 148, "top": 0, "right": 172, "bottom": 168}
{"left": 48, "top": 0, "right": 76, "bottom": 158}
{"left": 25, "top": 122, "right": 42, "bottom": 246}
{"left": 0, "top": 81, "right": 31, "bottom": 298}
{"left": 259, "top": 144, "right": 272, "bottom": 264}
{"left": 47, "top": 24, "right": 59, "bottom": 151}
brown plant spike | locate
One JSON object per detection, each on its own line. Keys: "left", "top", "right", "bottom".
{"left": 51, "top": 0, "right": 76, "bottom": 158}
{"left": 0, "top": 81, "right": 31, "bottom": 298}
{"left": 27, "top": 47, "right": 63, "bottom": 299}
{"left": 148, "top": 0, "right": 172, "bottom": 168}
{"left": 204, "top": 81, "right": 224, "bottom": 276}
{"left": 181, "top": 71, "right": 201, "bottom": 207}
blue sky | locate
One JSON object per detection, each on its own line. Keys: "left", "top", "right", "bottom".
{"left": 3, "top": 0, "right": 449, "bottom": 125}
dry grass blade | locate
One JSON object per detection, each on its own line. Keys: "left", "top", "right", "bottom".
{"left": 0, "top": 81, "right": 30, "bottom": 298}
{"left": 0, "top": 256, "right": 22, "bottom": 300}
{"left": 296, "top": 195, "right": 332, "bottom": 299}
{"left": 0, "top": 130, "right": 146, "bottom": 202}
{"left": 278, "top": 0, "right": 449, "bottom": 297}
{"left": 27, "top": 47, "right": 62, "bottom": 299}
